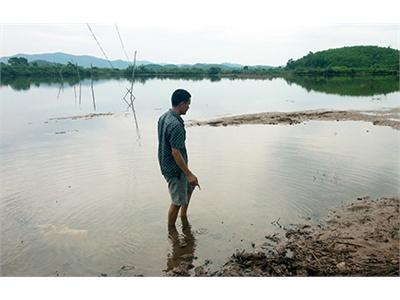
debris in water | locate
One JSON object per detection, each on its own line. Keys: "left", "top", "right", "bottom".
{"left": 121, "top": 265, "right": 135, "bottom": 271}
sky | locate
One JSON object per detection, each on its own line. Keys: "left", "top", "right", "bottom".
{"left": 1, "top": 0, "right": 399, "bottom": 66}
{"left": 1, "top": 23, "right": 399, "bottom": 66}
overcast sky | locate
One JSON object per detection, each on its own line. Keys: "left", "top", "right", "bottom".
{"left": 1, "top": 1, "right": 399, "bottom": 66}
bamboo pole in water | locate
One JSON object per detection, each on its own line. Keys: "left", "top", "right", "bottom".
{"left": 122, "top": 88, "right": 132, "bottom": 108}
{"left": 90, "top": 64, "right": 96, "bottom": 111}
{"left": 115, "top": 24, "right": 130, "bottom": 62}
{"left": 57, "top": 84, "right": 63, "bottom": 100}
{"left": 86, "top": 23, "right": 114, "bottom": 69}
{"left": 57, "top": 65, "right": 64, "bottom": 100}
{"left": 58, "top": 68, "right": 64, "bottom": 83}
{"left": 75, "top": 63, "right": 82, "bottom": 105}
{"left": 128, "top": 51, "right": 141, "bottom": 144}
{"left": 113, "top": 23, "right": 142, "bottom": 144}
{"left": 73, "top": 85, "right": 77, "bottom": 105}
{"left": 129, "top": 50, "right": 137, "bottom": 106}
{"left": 71, "top": 62, "right": 77, "bottom": 104}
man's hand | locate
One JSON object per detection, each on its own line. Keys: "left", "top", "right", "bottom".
{"left": 187, "top": 173, "right": 201, "bottom": 190}
{"left": 171, "top": 148, "right": 201, "bottom": 190}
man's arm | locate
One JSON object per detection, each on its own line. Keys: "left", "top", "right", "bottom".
{"left": 171, "top": 148, "right": 200, "bottom": 189}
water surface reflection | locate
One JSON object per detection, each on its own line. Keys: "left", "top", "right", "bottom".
{"left": 166, "top": 217, "right": 196, "bottom": 274}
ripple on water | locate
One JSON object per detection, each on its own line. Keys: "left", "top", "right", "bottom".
{"left": 1, "top": 118, "right": 399, "bottom": 276}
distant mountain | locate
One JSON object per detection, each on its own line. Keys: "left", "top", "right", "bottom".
{"left": 29, "top": 60, "right": 59, "bottom": 67}
{"left": 249, "top": 65, "right": 275, "bottom": 69}
{"left": 0, "top": 52, "right": 274, "bottom": 70}
{"left": 0, "top": 52, "right": 152, "bottom": 69}
{"left": 188, "top": 63, "right": 274, "bottom": 70}
{"left": 285, "top": 45, "right": 400, "bottom": 69}
{"left": 133, "top": 62, "right": 273, "bottom": 70}
{"left": 191, "top": 63, "right": 242, "bottom": 70}
{"left": 221, "top": 63, "right": 243, "bottom": 68}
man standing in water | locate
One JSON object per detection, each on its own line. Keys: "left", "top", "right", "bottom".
{"left": 158, "top": 89, "right": 200, "bottom": 227}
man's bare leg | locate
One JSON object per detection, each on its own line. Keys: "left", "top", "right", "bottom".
{"left": 180, "top": 188, "right": 194, "bottom": 217}
{"left": 168, "top": 204, "right": 180, "bottom": 227}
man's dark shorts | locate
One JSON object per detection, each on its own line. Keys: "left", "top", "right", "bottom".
{"left": 164, "top": 172, "right": 195, "bottom": 206}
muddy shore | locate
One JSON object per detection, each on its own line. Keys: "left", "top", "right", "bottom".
{"left": 188, "top": 107, "right": 400, "bottom": 130}
{"left": 49, "top": 112, "right": 116, "bottom": 120}
{"left": 168, "top": 197, "right": 399, "bottom": 276}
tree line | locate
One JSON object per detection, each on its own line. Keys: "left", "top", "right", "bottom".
{"left": 1, "top": 45, "right": 399, "bottom": 80}
{"left": 0, "top": 57, "right": 282, "bottom": 80}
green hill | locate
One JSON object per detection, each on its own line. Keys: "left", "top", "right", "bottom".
{"left": 285, "top": 46, "right": 399, "bottom": 74}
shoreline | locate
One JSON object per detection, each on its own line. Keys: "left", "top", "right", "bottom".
{"left": 167, "top": 197, "right": 399, "bottom": 277}
{"left": 47, "top": 107, "right": 400, "bottom": 130}
{"left": 188, "top": 107, "right": 400, "bottom": 130}
{"left": 215, "top": 197, "right": 400, "bottom": 276}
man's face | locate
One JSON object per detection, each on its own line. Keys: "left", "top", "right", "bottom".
{"left": 180, "top": 99, "right": 191, "bottom": 115}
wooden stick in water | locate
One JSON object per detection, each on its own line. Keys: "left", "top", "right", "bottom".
{"left": 128, "top": 50, "right": 142, "bottom": 144}
{"left": 75, "top": 63, "right": 82, "bottom": 105}
{"left": 57, "top": 65, "right": 64, "bottom": 100}
{"left": 57, "top": 84, "right": 63, "bottom": 100}
{"left": 73, "top": 85, "right": 77, "bottom": 105}
{"left": 129, "top": 50, "right": 137, "bottom": 107}
{"left": 90, "top": 64, "right": 96, "bottom": 111}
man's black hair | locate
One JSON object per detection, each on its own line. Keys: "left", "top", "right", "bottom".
{"left": 171, "top": 89, "right": 191, "bottom": 107}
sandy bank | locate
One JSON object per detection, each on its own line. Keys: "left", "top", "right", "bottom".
{"left": 205, "top": 197, "right": 399, "bottom": 276}
{"left": 49, "top": 112, "right": 115, "bottom": 120}
{"left": 188, "top": 107, "right": 400, "bottom": 130}
{"left": 166, "top": 197, "right": 399, "bottom": 276}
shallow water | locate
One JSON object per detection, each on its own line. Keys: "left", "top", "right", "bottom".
{"left": 1, "top": 77, "right": 399, "bottom": 276}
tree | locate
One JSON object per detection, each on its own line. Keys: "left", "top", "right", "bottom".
{"left": 208, "top": 67, "right": 221, "bottom": 75}
{"left": 67, "top": 62, "right": 76, "bottom": 68}
{"left": 286, "top": 59, "right": 295, "bottom": 69}
{"left": 8, "top": 57, "right": 29, "bottom": 66}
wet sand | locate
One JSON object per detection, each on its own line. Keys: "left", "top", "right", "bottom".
{"left": 49, "top": 112, "right": 116, "bottom": 120}
{"left": 188, "top": 107, "right": 400, "bottom": 130}
{"left": 48, "top": 108, "right": 400, "bottom": 130}
{"left": 189, "top": 197, "right": 399, "bottom": 276}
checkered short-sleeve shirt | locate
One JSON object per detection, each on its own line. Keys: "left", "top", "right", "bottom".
{"left": 158, "top": 109, "right": 188, "bottom": 178}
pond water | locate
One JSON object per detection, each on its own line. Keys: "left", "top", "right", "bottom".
{"left": 1, "top": 77, "right": 399, "bottom": 276}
